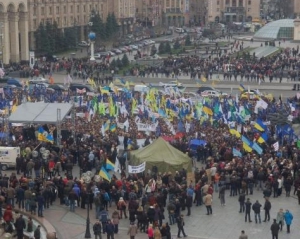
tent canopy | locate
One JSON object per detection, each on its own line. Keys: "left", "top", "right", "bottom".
{"left": 129, "top": 137, "right": 192, "bottom": 173}
{"left": 9, "top": 102, "right": 73, "bottom": 124}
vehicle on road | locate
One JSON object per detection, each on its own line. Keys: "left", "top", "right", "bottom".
{"left": 69, "top": 83, "right": 94, "bottom": 92}
{"left": 29, "top": 77, "right": 47, "bottom": 84}
{"left": 7, "top": 78, "right": 23, "bottom": 87}
{"left": 159, "top": 81, "right": 185, "bottom": 90}
{"left": 197, "top": 86, "right": 216, "bottom": 94}
{"left": 47, "top": 84, "right": 66, "bottom": 91}
{"left": 240, "top": 90, "right": 261, "bottom": 100}
{"left": 201, "top": 90, "right": 228, "bottom": 97}
{"left": 78, "top": 41, "right": 89, "bottom": 47}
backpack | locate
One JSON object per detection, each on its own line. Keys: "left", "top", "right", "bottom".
{"left": 104, "top": 192, "right": 110, "bottom": 201}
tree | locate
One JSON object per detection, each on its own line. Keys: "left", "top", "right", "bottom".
{"left": 34, "top": 23, "right": 50, "bottom": 54}
{"left": 165, "top": 42, "right": 171, "bottom": 53}
{"left": 173, "top": 39, "right": 181, "bottom": 50}
{"left": 116, "top": 58, "right": 123, "bottom": 68}
{"left": 110, "top": 59, "right": 116, "bottom": 70}
{"left": 185, "top": 35, "right": 191, "bottom": 46}
{"left": 150, "top": 45, "right": 157, "bottom": 56}
{"left": 158, "top": 42, "right": 165, "bottom": 54}
{"left": 89, "top": 10, "right": 106, "bottom": 40}
{"left": 122, "top": 54, "right": 129, "bottom": 67}
{"left": 106, "top": 13, "right": 119, "bottom": 39}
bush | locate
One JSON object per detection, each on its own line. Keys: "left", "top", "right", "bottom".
{"left": 158, "top": 42, "right": 165, "bottom": 54}
{"left": 165, "top": 42, "right": 171, "bottom": 53}
{"left": 173, "top": 40, "right": 181, "bottom": 50}
{"left": 121, "top": 54, "right": 129, "bottom": 67}
{"left": 185, "top": 35, "right": 191, "bottom": 46}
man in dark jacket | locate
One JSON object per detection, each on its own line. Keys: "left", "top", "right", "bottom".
{"left": 34, "top": 225, "right": 41, "bottom": 239}
{"left": 238, "top": 192, "right": 245, "bottom": 213}
{"left": 16, "top": 187, "right": 25, "bottom": 209}
{"left": 270, "top": 219, "right": 280, "bottom": 239}
{"left": 105, "top": 220, "right": 115, "bottom": 239}
{"left": 14, "top": 214, "right": 26, "bottom": 239}
{"left": 263, "top": 198, "right": 271, "bottom": 222}
{"left": 93, "top": 220, "right": 102, "bottom": 239}
{"left": 252, "top": 200, "right": 262, "bottom": 223}
{"left": 245, "top": 198, "right": 252, "bottom": 222}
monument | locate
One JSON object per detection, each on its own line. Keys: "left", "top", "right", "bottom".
{"left": 294, "top": 16, "right": 300, "bottom": 41}
{"left": 88, "top": 32, "right": 96, "bottom": 61}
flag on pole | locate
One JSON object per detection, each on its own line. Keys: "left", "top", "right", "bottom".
{"left": 114, "top": 157, "right": 122, "bottom": 173}
{"left": 233, "top": 148, "right": 242, "bottom": 157}
{"left": 273, "top": 141, "right": 279, "bottom": 151}
{"left": 106, "top": 159, "right": 115, "bottom": 171}
{"left": 99, "top": 166, "right": 111, "bottom": 182}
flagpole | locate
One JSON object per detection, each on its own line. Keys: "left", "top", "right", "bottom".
{"left": 33, "top": 142, "right": 42, "bottom": 151}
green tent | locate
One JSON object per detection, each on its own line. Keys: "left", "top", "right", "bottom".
{"left": 129, "top": 137, "right": 192, "bottom": 173}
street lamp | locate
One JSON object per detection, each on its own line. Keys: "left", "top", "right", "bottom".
{"left": 88, "top": 30, "right": 96, "bottom": 61}
{"left": 82, "top": 171, "right": 93, "bottom": 238}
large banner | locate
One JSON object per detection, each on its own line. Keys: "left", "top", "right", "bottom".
{"left": 137, "top": 123, "right": 156, "bottom": 132}
{"left": 128, "top": 162, "right": 146, "bottom": 173}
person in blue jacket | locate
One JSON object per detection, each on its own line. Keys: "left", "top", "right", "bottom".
{"left": 284, "top": 210, "right": 293, "bottom": 233}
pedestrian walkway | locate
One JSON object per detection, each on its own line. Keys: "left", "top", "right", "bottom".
{"left": 42, "top": 167, "right": 300, "bottom": 239}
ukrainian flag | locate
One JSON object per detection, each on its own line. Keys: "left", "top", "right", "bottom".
{"left": 203, "top": 106, "right": 213, "bottom": 116}
{"left": 106, "top": 159, "right": 115, "bottom": 171}
{"left": 99, "top": 166, "right": 111, "bottom": 182}
{"left": 254, "top": 119, "right": 265, "bottom": 132}
{"left": 239, "top": 84, "right": 246, "bottom": 92}
{"left": 257, "top": 132, "right": 268, "bottom": 144}
{"left": 37, "top": 127, "right": 54, "bottom": 144}
{"left": 229, "top": 128, "right": 241, "bottom": 138}
{"left": 243, "top": 142, "right": 252, "bottom": 152}
{"left": 110, "top": 124, "right": 116, "bottom": 132}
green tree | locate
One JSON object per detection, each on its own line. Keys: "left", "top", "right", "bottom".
{"left": 34, "top": 23, "right": 50, "bottom": 54}
{"left": 52, "top": 21, "right": 64, "bottom": 52}
{"left": 165, "top": 42, "right": 171, "bottom": 53}
{"left": 185, "top": 35, "right": 191, "bottom": 46}
{"left": 150, "top": 45, "right": 157, "bottom": 56}
{"left": 116, "top": 58, "right": 123, "bottom": 68}
{"left": 158, "top": 42, "right": 165, "bottom": 54}
{"left": 173, "top": 39, "right": 181, "bottom": 50}
{"left": 122, "top": 54, "right": 129, "bottom": 67}
{"left": 64, "top": 27, "right": 77, "bottom": 49}
{"left": 110, "top": 59, "right": 116, "bottom": 70}
{"left": 106, "top": 13, "right": 119, "bottom": 39}
{"left": 89, "top": 10, "right": 106, "bottom": 40}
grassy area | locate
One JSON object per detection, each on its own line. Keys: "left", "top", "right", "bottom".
{"left": 230, "top": 47, "right": 256, "bottom": 58}
{"left": 217, "top": 41, "right": 231, "bottom": 47}
{"left": 265, "top": 48, "right": 283, "bottom": 58}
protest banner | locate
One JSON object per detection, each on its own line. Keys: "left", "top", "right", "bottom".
{"left": 128, "top": 162, "right": 146, "bottom": 173}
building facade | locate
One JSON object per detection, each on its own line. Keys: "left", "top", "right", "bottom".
{"left": 135, "top": 0, "right": 163, "bottom": 27}
{"left": 189, "top": 0, "right": 206, "bottom": 26}
{"left": 113, "top": 0, "right": 135, "bottom": 35}
{"left": 0, "top": 0, "right": 29, "bottom": 64}
{"left": 27, "top": 0, "right": 110, "bottom": 51}
{"left": 162, "top": 0, "right": 190, "bottom": 27}
{"left": 206, "top": 0, "right": 260, "bottom": 23}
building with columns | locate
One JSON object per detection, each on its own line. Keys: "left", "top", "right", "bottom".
{"left": 162, "top": 0, "right": 190, "bottom": 27}
{"left": 27, "top": 0, "right": 110, "bottom": 52}
{"left": 189, "top": 0, "right": 207, "bottom": 26}
{"left": 113, "top": 0, "right": 135, "bottom": 35}
{"left": 135, "top": 0, "right": 163, "bottom": 27}
{"left": 206, "top": 0, "right": 260, "bottom": 24}
{"left": 0, "top": 0, "right": 29, "bottom": 64}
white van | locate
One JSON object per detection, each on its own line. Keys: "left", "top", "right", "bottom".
{"left": 0, "top": 147, "right": 20, "bottom": 170}
{"left": 134, "top": 85, "right": 149, "bottom": 93}
{"left": 175, "top": 28, "right": 185, "bottom": 33}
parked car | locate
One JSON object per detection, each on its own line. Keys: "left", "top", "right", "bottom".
{"left": 47, "top": 84, "right": 65, "bottom": 91}
{"left": 112, "top": 48, "right": 122, "bottom": 54}
{"left": 7, "top": 78, "right": 23, "bottom": 87}
{"left": 130, "top": 44, "right": 138, "bottom": 50}
{"left": 69, "top": 83, "right": 94, "bottom": 92}
{"left": 78, "top": 41, "right": 89, "bottom": 47}
{"left": 29, "top": 77, "right": 47, "bottom": 83}
{"left": 107, "top": 51, "right": 116, "bottom": 56}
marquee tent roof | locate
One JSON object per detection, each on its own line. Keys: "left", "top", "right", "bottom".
{"left": 129, "top": 137, "right": 192, "bottom": 173}
{"left": 9, "top": 102, "right": 73, "bottom": 124}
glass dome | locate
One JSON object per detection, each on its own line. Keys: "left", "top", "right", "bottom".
{"left": 254, "top": 19, "right": 295, "bottom": 40}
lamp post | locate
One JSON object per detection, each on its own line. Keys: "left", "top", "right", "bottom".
{"left": 88, "top": 31, "right": 96, "bottom": 61}
{"left": 81, "top": 171, "right": 93, "bottom": 238}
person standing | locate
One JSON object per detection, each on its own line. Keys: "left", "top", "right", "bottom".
{"left": 204, "top": 193, "right": 213, "bottom": 215}
{"left": 127, "top": 221, "right": 138, "bottom": 239}
{"left": 14, "top": 214, "right": 26, "bottom": 239}
{"left": 105, "top": 220, "right": 115, "bottom": 239}
{"left": 252, "top": 200, "right": 262, "bottom": 224}
{"left": 34, "top": 225, "right": 41, "bottom": 239}
{"left": 284, "top": 210, "right": 293, "bottom": 233}
{"left": 219, "top": 184, "right": 226, "bottom": 206}
{"left": 238, "top": 230, "right": 248, "bottom": 239}
{"left": 238, "top": 192, "right": 245, "bottom": 213}
{"left": 26, "top": 216, "right": 34, "bottom": 239}
{"left": 270, "top": 219, "right": 280, "bottom": 239}
{"left": 276, "top": 209, "right": 285, "bottom": 231}
{"left": 245, "top": 198, "right": 252, "bottom": 222}
{"left": 263, "top": 198, "right": 271, "bottom": 222}
{"left": 177, "top": 215, "right": 187, "bottom": 238}
{"left": 93, "top": 220, "right": 102, "bottom": 239}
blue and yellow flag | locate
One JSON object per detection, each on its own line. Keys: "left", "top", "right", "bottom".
{"left": 106, "top": 159, "right": 115, "bottom": 171}
{"left": 254, "top": 119, "right": 265, "bottom": 132}
{"left": 37, "top": 127, "right": 54, "bottom": 144}
{"left": 99, "top": 166, "right": 111, "bottom": 182}
{"left": 110, "top": 124, "right": 116, "bottom": 132}
{"left": 257, "top": 132, "right": 268, "bottom": 144}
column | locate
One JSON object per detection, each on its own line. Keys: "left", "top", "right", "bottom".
{"left": 8, "top": 12, "right": 20, "bottom": 63}
{"left": 19, "top": 12, "right": 29, "bottom": 61}
{"left": 0, "top": 13, "right": 10, "bottom": 64}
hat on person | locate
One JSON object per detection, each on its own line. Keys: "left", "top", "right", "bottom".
{"left": 119, "top": 197, "right": 124, "bottom": 201}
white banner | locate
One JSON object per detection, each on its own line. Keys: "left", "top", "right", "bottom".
{"left": 137, "top": 123, "right": 156, "bottom": 132}
{"left": 128, "top": 162, "right": 146, "bottom": 173}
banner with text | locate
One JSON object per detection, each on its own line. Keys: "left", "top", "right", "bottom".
{"left": 128, "top": 162, "right": 146, "bottom": 173}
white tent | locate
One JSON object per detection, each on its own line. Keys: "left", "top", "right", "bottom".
{"left": 9, "top": 102, "right": 73, "bottom": 124}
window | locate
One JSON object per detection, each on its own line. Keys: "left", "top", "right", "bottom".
{"left": 77, "top": 5, "right": 79, "bottom": 13}
{"left": 49, "top": 7, "right": 52, "bottom": 15}
{"left": 239, "top": 0, "right": 243, "bottom": 7}
{"left": 56, "top": 17, "right": 60, "bottom": 25}
{"left": 71, "top": 6, "right": 73, "bottom": 13}
{"left": 83, "top": 5, "right": 86, "bottom": 12}
{"left": 217, "top": 8, "right": 219, "bottom": 12}
{"left": 225, "top": 0, "right": 229, "bottom": 5}
{"left": 90, "top": 4, "right": 92, "bottom": 11}
{"left": 41, "top": 7, "right": 45, "bottom": 15}
{"left": 248, "top": 0, "right": 251, "bottom": 4}
{"left": 64, "top": 16, "right": 67, "bottom": 25}
{"left": 33, "top": 7, "right": 36, "bottom": 16}
{"left": 56, "top": 6, "right": 59, "bottom": 14}
{"left": 217, "top": 1, "right": 219, "bottom": 5}
{"left": 64, "top": 6, "right": 67, "bottom": 14}
{"left": 33, "top": 19, "right": 37, "bottom": 29}
{"left": 232, "top": 0, "right": 236, "bottom": 7}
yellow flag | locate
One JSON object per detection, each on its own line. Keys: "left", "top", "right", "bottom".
{"left": 203, "top": 106, "right": 213, "bottom": 116}
{"left": 201, "top": 76, "right": 207, "bottom": 82}
{"left": 243, "top": 142, "right": 252, "bottom": 152}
